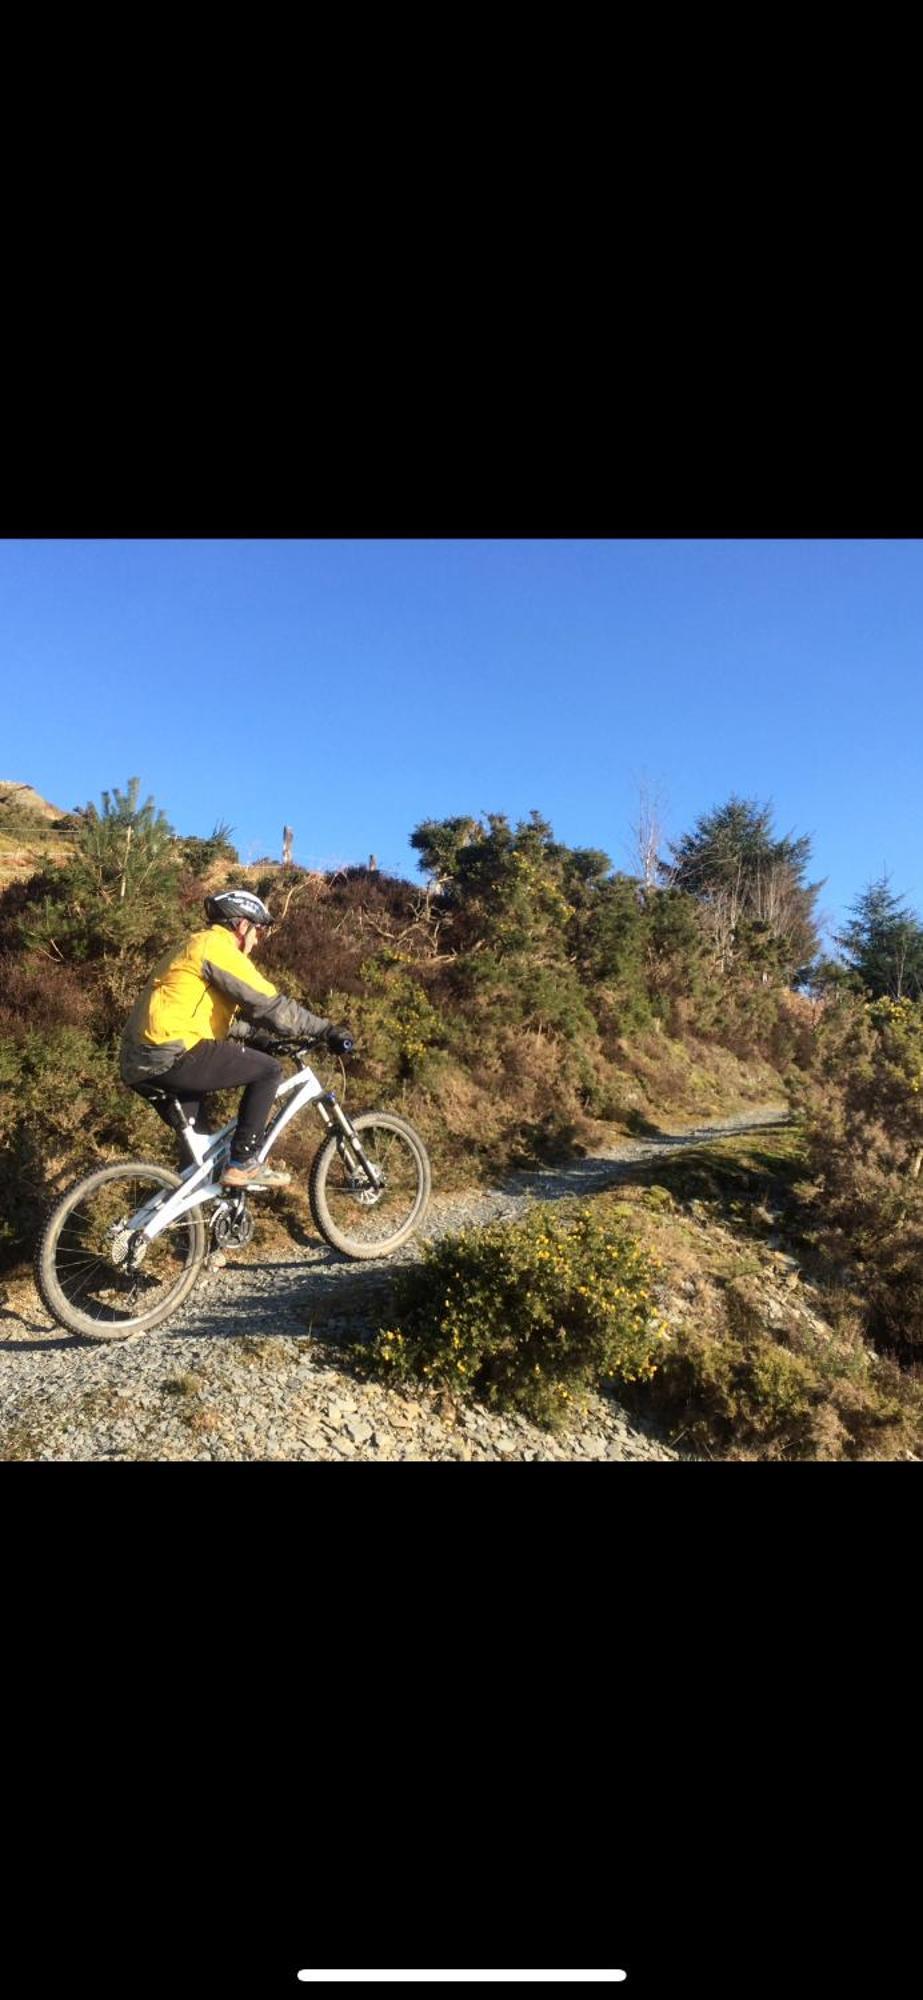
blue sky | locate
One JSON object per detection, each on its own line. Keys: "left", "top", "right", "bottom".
{"left": 0, "top": 537, "right": 919, "bottom": 943}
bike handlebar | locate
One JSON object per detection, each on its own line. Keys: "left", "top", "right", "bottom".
{"left": 264, "top": 1034, "right": 355, "bottom": 1060}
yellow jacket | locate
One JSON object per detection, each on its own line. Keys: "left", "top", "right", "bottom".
{"left": 120, "top": 923, "right": 331, "bottom": 1086}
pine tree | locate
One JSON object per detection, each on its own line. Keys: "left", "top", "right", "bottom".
{"left": 835, "top": 877, "right": 923, "bottom": 999}
{"left": 75, "top": 778, "right": 177, "bottom": 907}
{"left": 666, "top": 796, "right": 821, "bottom": 978}
{"left": 19, "top": 778, "right": 186, "bottom": 1025}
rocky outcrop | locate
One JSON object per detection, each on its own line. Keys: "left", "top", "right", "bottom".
{"left": 0, "top": 782, "right": 73, "bottom": 888}
{"left": 0, "top": 781, "right": 65, "bottom": 822}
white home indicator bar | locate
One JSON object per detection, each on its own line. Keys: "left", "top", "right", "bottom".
{"left": 296, "top": 1976, "right": 627, "bottom": 1986}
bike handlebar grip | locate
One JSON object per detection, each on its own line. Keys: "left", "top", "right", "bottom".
{"left": 326, "top": 1027, "right": 355, "bottom": 1055}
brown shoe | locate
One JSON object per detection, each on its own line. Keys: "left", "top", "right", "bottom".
{"left": 221, "top": 1160, "right": 292, "bottom": 1189}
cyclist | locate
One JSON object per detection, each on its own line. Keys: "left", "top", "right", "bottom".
{"left": 120, "top": 890, "right": 353, "bottom": 1189}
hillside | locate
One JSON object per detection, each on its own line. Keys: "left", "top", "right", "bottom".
{"left": 3, "top": 773, "right": 922, "bottom": 1460}
{"left": 3, "top": 1109, "right": 921, "bottom": 1461}
{"left": 0, "top": 777, "right": 804, "bottom": 1264}
{"left": 0, "top": 781, "right": 64, "bottom": 821}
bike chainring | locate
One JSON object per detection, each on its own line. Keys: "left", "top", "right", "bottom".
{"left": 211, "top": 1200, "right": 256, "bottom": 1250}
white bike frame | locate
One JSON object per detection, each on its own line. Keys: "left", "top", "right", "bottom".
{"left": 127, "top": 1058, "right": 378, "bottom": 1248}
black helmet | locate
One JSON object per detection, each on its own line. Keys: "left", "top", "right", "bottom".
{"left": 204, "top": 890, "right": 273, "bottom": 930}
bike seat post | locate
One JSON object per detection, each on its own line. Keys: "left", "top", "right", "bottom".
{"left": 180, "top": 1115, "right": 210, "bottom": 1167}
{"left": 160, "top": 1095, "right": 208, "bottom": 1166}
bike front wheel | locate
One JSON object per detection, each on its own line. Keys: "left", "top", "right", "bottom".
{"left": 35, "top": 1161, "right": 208, "bottom": 1339}
{"left": 308, "top": 1111, "right": 432, "bottom": 1258}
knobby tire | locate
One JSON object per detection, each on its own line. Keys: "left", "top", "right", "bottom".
{"left": 35, "top": 1161, "right": 208, "bottom": 1340}
{"left": 308, "top": 1110, "right": 431, "bottom": 1258}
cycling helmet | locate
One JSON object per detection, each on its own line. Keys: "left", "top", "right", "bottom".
{"left": 204, "top": 891, "right": 273, "bottom": 929}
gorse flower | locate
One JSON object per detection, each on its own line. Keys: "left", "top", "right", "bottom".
{"left": 364, "top": 1200, "right": 663, "bottom": 1430}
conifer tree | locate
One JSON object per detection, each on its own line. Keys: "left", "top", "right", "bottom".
{"left": 666, "top": 796, "right": 821, "bottom": 978}
{"left": 835, "top": 877, "right": 923, "bottom": 999}
{"left": 19, "top": 778, "right": 186, "bottom": 1021}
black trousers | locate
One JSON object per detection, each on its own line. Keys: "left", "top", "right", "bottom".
{"left": 155, "top": 1039, "right": 284, "bottom": 1161}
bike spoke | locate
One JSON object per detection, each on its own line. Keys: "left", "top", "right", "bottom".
{"left": 46, "top": 1171, "right": 203, "bottom": 1330}
{"left": 322, "top": 1125, "right": 424, "bottom": 1245}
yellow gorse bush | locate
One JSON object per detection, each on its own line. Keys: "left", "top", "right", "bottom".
{"left": 366, "top": 1201, "right": 665, "bottom": 1428}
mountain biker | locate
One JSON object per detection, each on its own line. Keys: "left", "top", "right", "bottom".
{"left": 120, "top": 890, "right": 353, "bottom": 1189}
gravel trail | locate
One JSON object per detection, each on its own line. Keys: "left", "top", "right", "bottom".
{"left": 0, "top": 1105, "right": 790, "bottom": 1463}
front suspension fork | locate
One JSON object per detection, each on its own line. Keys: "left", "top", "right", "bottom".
{"left": 316, "top": 1094, "right": 383, "bottom": 1187}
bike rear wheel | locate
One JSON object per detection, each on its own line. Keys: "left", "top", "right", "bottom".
{"left": 35, "top": 1161, "right": 207, "bottom": 1339}
{"left": 308, "top": 1111, "right": 431, "bottom": 1258}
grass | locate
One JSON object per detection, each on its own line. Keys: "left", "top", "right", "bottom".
{"left": 180, "top": 1405, "right": 223, "bottom": 1436}
{"left": 232, "top": 1335, "right": 296, "bottom": 1368}
{"left": 0, "top": 1416, "right": 51, "bottom": 1460}
{"left": 161, "top": 1371, "right": 207, "bottom": 1397}
{"left": 79, "top": 1387, "right": 137, "bottom": 1419}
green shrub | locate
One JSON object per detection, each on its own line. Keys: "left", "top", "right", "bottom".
{"left": 632, "top": 1305, "right": 923, "bottom": 1460}
{"left": 632, "top": 1320, "right": 821, "bottom": 1458}
{"left": 0, "top": 1027, "right": 171, "bottom": 1269}
{"left": 801, "top": 993, "right": 923, "bottom": 1357}
{"left": 363, "top": 1202, "right": 666, "bottom": 1428}
{"left": 356, "top": 954, "right": 448, "bottom": 1082}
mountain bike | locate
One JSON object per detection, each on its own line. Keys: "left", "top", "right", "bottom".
{"left": 34, "top": 1037, "right": 432, "bottom": 1341}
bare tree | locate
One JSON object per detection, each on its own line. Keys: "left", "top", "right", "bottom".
{"left": 629, "top": 778, "right": 670, "bottom": 900}
{"left": 705, "top": 859, "right": 746, "bottom": 975}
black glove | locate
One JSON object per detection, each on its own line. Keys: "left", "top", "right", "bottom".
{"left": 248, "top": 1026, "right": 282, "bottom": 1053}
{"left": 228, "top": 1019, "right": 279, "bottom": 1053}
{"left": 325, "top": 1024, "right": 355, "bottom": 1055}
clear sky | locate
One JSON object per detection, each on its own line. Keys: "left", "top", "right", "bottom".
{"left": 0, "top": 537, "right": 919, "bottom": 943}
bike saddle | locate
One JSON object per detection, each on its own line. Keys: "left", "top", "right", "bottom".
{"left": 136, "top": 1087, "right": 191, "bottom": 1134}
